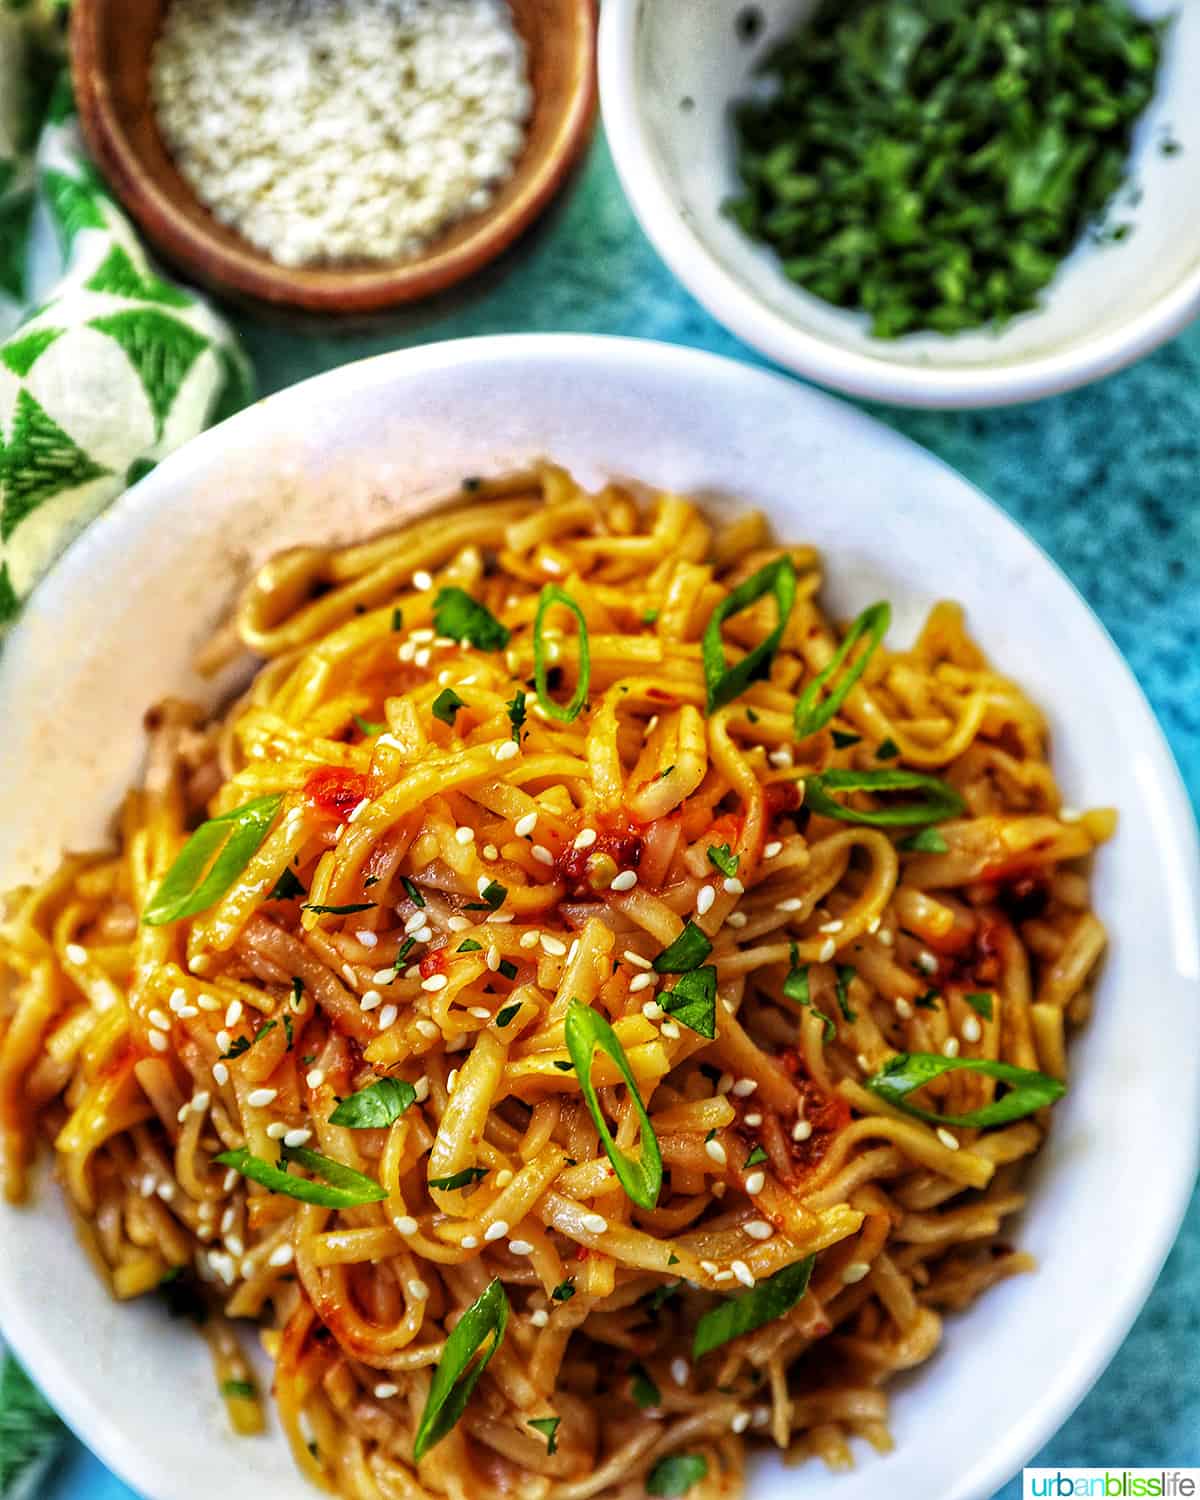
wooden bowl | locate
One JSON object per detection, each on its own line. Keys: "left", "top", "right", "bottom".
{"left": 71, "top": 0, "right": 597, "bottom": 315}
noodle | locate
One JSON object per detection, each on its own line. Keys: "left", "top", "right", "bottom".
{"left": 0, "top": 466, "right": 1113, "bottom": 1498}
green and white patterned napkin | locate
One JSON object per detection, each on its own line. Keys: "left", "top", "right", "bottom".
{"left": 0, "top": 3, "right": 252, "bottom": 632}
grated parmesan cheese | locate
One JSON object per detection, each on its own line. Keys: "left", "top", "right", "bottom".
{"left": 151, "top": 0, "right": 532, "bottom": 268}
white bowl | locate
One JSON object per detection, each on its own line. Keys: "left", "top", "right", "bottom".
{"left": 1, "top": 335, "right": 1197, "bottom": 1500}
{"left": 600, "top": 1, "right": 1200, "bottom": 408}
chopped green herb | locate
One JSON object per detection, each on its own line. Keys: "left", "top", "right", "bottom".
{"left": 746, "top": 707, "right": 760, "bottom": 723}
{"left": 865, "top": 1052, "right": 1065, "bottom": 1127}
{"left": 221, "top": 1019, "right": 276, "bottom": 1059}
{"left": 364, "top": 875, "right": 380, "bottom": 889}
{"left": 353, "top": 713, "right": 385, "bottom": 736}
{"left": 412, "top": 1279, "right": 509, "bottom": 1461}
{"left": 431, "top": 688, "right": 466, "bottom": 726}
{"left": 507, "top": 690, "right": 527, "bottom": 743}
{"left": 302, "top": 901, "right": 376, "bottom": 916}
{"left": 533, "top": 585, "right": 591, "bottom": 723}
{"left": 831, "top": 729, "right": 861, "bottom": 748}
{"left": 551, "top": 1280, "right": 576, "bottom": 1302}
{"left": 432, "top": 587, "right": 510, "bottom": 651}
{"left": 429, "top": 1167, "right": 488, "bottom": 1192}
{"left": 391, "top": 936, "right": 417, "bottom": 973}
{"left": 401, "top": 877, "right": 425, "bottom": 909}
{"left": 702, "top": 556, "right": 796, "bottom": 712}
{"left": 661, "top": 966, "right": 717, "bottom": 1039}
{"left": 457, "top": 939, "right": 483, "bottom": 953}
{"left": 782, "top": 944, "right": 835, "bottom": 1041}
{"left": 693, "top": 1255, "right": 815, "bottom": 1358}
{"left": 794, "top": 603, "right": 890, "bottom": 738}
{"left": 647, "top": 1453, "right": 709, "bottom": 1497}
{"left": 964, "top": 991, "right": 994, "bottom": 1022}
{"left": 804, "top": 768, "right": 965, "bottom": 827}
{"left": 898, "top": 827, "right": 950, "bottom": 854}
{"left": 221, "top": 1379, "right": 256, "bottom": 1400}
{"left": 834, "top": 964, "right": 857, "bottom": 1022}
{"left": 552, "top": 1059, "right": 574, "bottom": 1071}
{"left": 643, "top": 1279, "right": 682, "bottom": 1313}
{"left": 282, "top": 1014, "right": 294, "bottom": 1049}
{"left": 642, "top": 608, "right": 660, "bottom": 625}
{"left": 497, "top": 958, "right": 518, "bottom": 981}
{"left": 914, "top": 989, "right": 940, "bottom": 1010}
{"left": 630, "top": 1362, "right": 661, "bottom": 1409}
{"left": 290, "top": 976, "right": 305, "bottom": 1010}
{"left": 144, "top": 794, "right": 283, "bottom": 926}
{"left": 745, "top": 1144, "right": 768, "bottom": 1167}
{"left": 527, "top": 1416, "right": 559, "bottom": 1454}
{"left": 706, "top": 843, "right": 739, "bottom": 878}
{"left": 652, "top": 921, "right": 712, "bottom": 974}
{"left": 496, "top": 1002, "right": 522, "bottom": 1028}
{"left": 329, "top": 1077, "right": 416, "bottom": 1129}
{"left": 658, "top": 765, "right": 675, "bottom": 780}
{"left": 876, "top": 737, "right": 900, "bottom": 760}
{"left": 269, "top": 866, "right": 306, "bottom": 902}
{"left": 214, "top": 1145, "right": 387, "bottom": 1208}
{"left": 726, "top": 1, "right": 1164, "bottom": 338}
{"left": 564, "top": 999, "right": 662, "bottom": 1210}
{"left": 391, "top": 607, "right": 404, "bottom": 632}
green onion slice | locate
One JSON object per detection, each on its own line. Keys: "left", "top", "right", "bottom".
{"left": 432, "top": 587, "right": 510, "bottom": 651}
{"left": 533, "top": 585, "right": 591, "bottom": 723}
{"left": 692, "top": 1255, "right": 815, "bottom": 1359}
{"left": 564, "top": 999, "right": 662, "bottom": 1210}
{"left": 864, "top": 1052, "right": 1065, "bottom": 1128}
{"left": 652, "top": 921, "right": 712, "bottom": 974}
{"left": 144, "top": 794, "right": 283, "bottom": 926}
{"left": 214, "top": 1145, "right": 387, "bottom": 1208}
{"left": 702, "top": 556, "right": 796, "bottom": 713}
{"left": 661, "top": 966, "right": 717, "bottom": 1039}
{"left": 328, "top": 1077, "right": 415, "bottom": 1129}
{"left": 804, "top": 768, "right": 965, "bottom": 827}
{"left": 793, "top": 602, "right": 890, "bottom": 739}
{"left": 412, "top": 1278, "right": 509, "bottom": 1461}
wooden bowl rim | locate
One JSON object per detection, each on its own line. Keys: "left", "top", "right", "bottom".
{"left": 70, "top": 0, "right": 598, "bottom": 313}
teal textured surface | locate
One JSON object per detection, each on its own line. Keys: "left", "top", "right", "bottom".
{"left": 40, "top": 131, "right": 1200, "bottom": 1498}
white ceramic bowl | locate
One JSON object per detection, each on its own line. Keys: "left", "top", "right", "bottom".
{"left": 600, "top": 1, "right": 1200, "bottom": 408}
{"left": 1, "top": 335, "right": 1197, "bottom": 1500}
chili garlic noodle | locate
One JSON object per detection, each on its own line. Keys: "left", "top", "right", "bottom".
{"left": 0, "top": 468, "right": 1113, "bottom": 1499}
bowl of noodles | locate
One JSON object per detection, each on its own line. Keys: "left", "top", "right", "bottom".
{"left": 0, "top": 335, "right": 1196, "bottom": 1500}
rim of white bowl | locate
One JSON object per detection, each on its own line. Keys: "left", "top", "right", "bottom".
{"left": 598, "top": 3, "right": 1200, "bottom": 410}
{"left": 2, "top": 335, "right": 1198, "bottom": 1500}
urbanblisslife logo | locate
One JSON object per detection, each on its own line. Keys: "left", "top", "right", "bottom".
{"left": 1024, "top": 1472, "right": 1200, "bottom": 1498}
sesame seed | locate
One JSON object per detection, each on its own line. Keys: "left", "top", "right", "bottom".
{"left": 792, "top": 1119, "right": 812, "bottom": 1142}
{"left": 961, "top": 1015, "right": 982, "bottom": 1043}
{"left": 763, "top": 841, "right": 783, "bottom": 859}
{"left": 723, "top": 876, "right": 744, "bottom": 895}
{"left": 65, "top": 943, "right": 88, "bottom": 965}
{"left": 413, "top": 926, "right": 433, "bottom": 943}
{"left": 361, "top": 989, "right": 383, "bottom": 1011}
{"left": 469, "top": 1006, "right": 492, "bottom": 1020}
{"left": 414, "top": 1077, "right": 430, "bottom": 1101}
{"left": 671, "top": 1358, "right": 690, "bottom": 1386}
{"left": 484, "top": 1220, "right": 509, "bottom": 1242}
{"left": 937, "top": 1127, "right": 960, "bottom": 1152}
{"left": 248, "top": 1088, "right": 278, "bottom": 1108}
{"left": 178, "top": 1005, "right": 198, "bottom": 1018}
{"left": 700, "top": 1260, "right": 719, "bottom": 1275}
{"left": 705, "top": 1139, "right": 727, "bottom": 1166}
{"left": 842, "top": 1261, "right": 871, "bottom": 1284}
{"left": 422, "top": 974, "right": 448, "bottom": 992}
{"left": 393, "top": 1215, "right": 419, "bottom": 1236}
{"left": 857, "top": 1052, "right": 872, "bottom": 1073}
{"left": 268, "top": 1244, "right": 295, "bottom": 1268}
{"left": 483, "top": 844, "right": 499, "bottom": 860}
{"left": 341, "top": 964, "right": 359, "bottom": 987}
{"left": 727, "top": 911, "right": 748, "bottom": 928}
{"left": 661, "top": 1020, "right": 681, "bottom": 1040}
{"left": 696, "top": 885, "right": 716, "bottom": 916}
{"left": 745, "top": 1171, "right": 766, "bottom": 1196}
{"left": 514, "top": 812, "right": 538, "bottom": 838}
{"left": 413, "top": 570, "right": 433, "bottom": 591}
{"left": 216, "top": 1030, "right": 232, "bottom": 1054}
{"left": 225, "top": 1234, "right": 244, "bottom": 1258}
{"left": 411, "top": 630, "right": 435, "bottom": 647}
{"left": 629, "top": 972, "right": 655, "bottom": 994}
{"left": 267, "top": 1122, "right": 288, "bottom": 1140}
{"left": 508, "top": 1239, "right": 534, "bottom": 1256}
{"left": 878, "top": 929, "right": 894, "bottom": 947}
{"left": 223, "top": 1000, "right": 243, "bottom": 1028}
{"left": 149, "top": 1009, "right": 172, "bottom": 1031}
{"left": 917, "top": 951, "right": 938, "bottom": 975}
{"left": 405, "top": 910, "right": 427, "bottom": 935}
{"left": 540, "top": 934, "right": 567, "bottom": 957}
{"left": 574, "top": 828, "right": 598, "bottom": 851}
{"left": 731, "top": 1077, "right": 757, "bottom": 1098}
{"left": 745, "top": 1220, "right": 773, "bottom": 1240}
{"left": 731, "top": 1260, "right": 756, "bottom": 1288}
{"left": 374, "top": 1382, "right": 399, "bottom": 1399}
{"left": 406, "top": 965, "right": 423, "bottom": 978}
{"left": 776, "top": 897, "right": 804, "bottom": 913}
{"left": 197, "top": 992, "right": 220, "bottom": 1013}
{"left": 819, "top": 938, "right": 837, "bottom": 963}
{"left": 223, "top": 1169, "right": 239, "bottom": 1191}
{"left": 567, "top": 939, "right": 580, "bottom": 963}
{"left": 530, "top": 1309, "right": 549, "bottom": 1328}
{"left": 306, "top": 1068, "right": 325, "bottom": 1088}
{"left": 192, "top": 1091, "right": 211, "bottom": 1113}
{"left": 485, "top": 945, "right": 501, "bottom": 972}
{"left": 347, "top": 797, "right": 371, "bottom": 823}
{"left": 1059, "top": 806, "right": 1081, "bottom": 823}
{"left": 408, "top": 1279, "right": 430, "bottom": 1300}
{"left": 895, "top": 998, "right": 914, "bottom": 1020}
{"left": 642, "top": 1000, "right": 664, "bottom": 1022}
{"left": 819, "top": 919, "right": 844, "bottom": 934}
{"left": 156, "top": 1181, "right": 176, "bottom": 1202}
{"left": 712, "top": 1182, "right": 727, "bottom": 1199}
{"left": 461, "top": 1235, "right": 479, "bottom": 1249}
{"left": 731, "top": 1411, "right": 752, "bottom": 1434}
{"left": 356, "top": 929, "right": 378, "bottom": 948}
{"left": 455, "top": 826, "right": 474, "bottom": 846}
{"left": 447, "top": 915, "right": 471, "bottom": 933}
{"left": 495, "top": 1169, "right": 514, "bottom": 1188}
{"left": 283, "top": 1128, "right": 311, "bottom": 1148}
{"left": 378, "top": 1005, "right": 398, "bottom": 1028}
{"left": 149, "top": 1029, "right": 169, "bottom": 1052}
{"left": 582, "top": 1213, "right": 608, "bottom": 1234}
{"left": 446, "top": 1069, "right": 459, "bottom": 1093}
{"left": 213, "top": 1062, "right": 230, "bottom": 1086}
{"left": 611, "top": 870, "right": 638, "bottom": 892}
{"left": 624, "top": 948, "right": 652, "bottom": 970}
{"left": 494, "top": 740, "right": 519, "bottom": 762}
{"left": 531, "top": 844, "right": 555, "bottom": 866}
{"left": 942, "top": 1037, "right": 960, "bottom": 1058}
{"left": 716, "top": 1073, "right": 734, "bottom": 1095}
